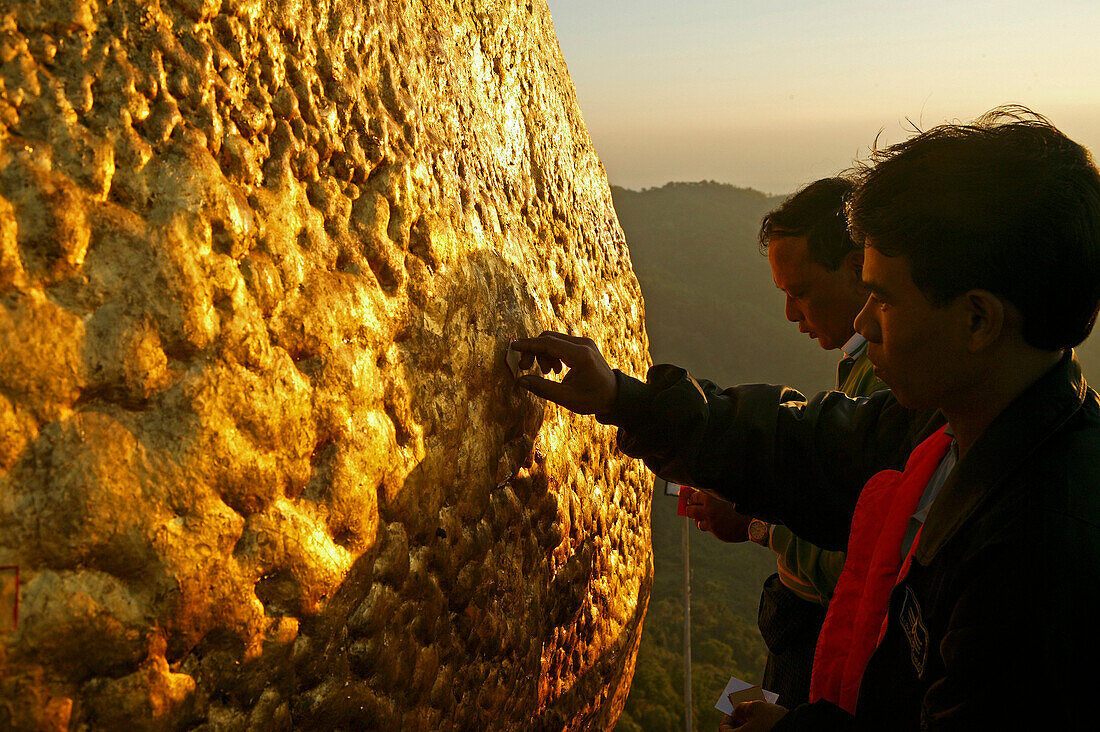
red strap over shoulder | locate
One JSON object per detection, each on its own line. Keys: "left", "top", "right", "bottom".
{"left": 809, "top": 426, "right": 953, "bottom": 713}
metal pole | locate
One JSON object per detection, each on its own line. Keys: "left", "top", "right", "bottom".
{"left": 683, "top": 515, "right": 692, "bottom": 731}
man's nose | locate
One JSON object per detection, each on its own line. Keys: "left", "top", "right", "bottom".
{"left": 854, "top": 296, "right": 881, "bottom": 342}
{"left": 784, "top": 295, "right": 800, "bottom": 323}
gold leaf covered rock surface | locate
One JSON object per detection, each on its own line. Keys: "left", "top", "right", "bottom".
{"left": 0, "top": 0, "right": 651, "bottom": 728}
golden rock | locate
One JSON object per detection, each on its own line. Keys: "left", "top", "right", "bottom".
{"left": 0, "top": 0, "right": 652, "bottom": 728}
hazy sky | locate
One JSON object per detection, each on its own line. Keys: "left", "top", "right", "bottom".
{"left": 545, "top": 0, "right": 1100, "bottom": 194}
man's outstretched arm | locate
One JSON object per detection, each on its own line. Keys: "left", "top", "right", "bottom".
{"left": 511, "top": 332, "right": 934, "bottom": 549}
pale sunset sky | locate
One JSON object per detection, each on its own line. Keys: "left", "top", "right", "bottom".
{"left": 545, "top": 0, "right": 1100, "bottom": 195}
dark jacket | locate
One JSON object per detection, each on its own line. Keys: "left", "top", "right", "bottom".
{"left": 600, "top": 353, "right": 1100, "bottom": 729}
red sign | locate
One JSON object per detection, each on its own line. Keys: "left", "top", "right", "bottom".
{"left": 0, "top": 565, "right": 18, "bottom": 634}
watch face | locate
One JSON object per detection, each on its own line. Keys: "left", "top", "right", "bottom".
{"left": 748, "top": 520, "right": 768, "bottom": 543}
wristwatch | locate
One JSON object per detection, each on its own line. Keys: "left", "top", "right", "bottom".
{"left": 747, "top": 519, "right": 771, "bottom": 547}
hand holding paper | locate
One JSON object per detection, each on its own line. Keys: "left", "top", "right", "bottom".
{"left": 714, "top": 676, "right": 779, "bottom": 714}
{"left": 716, "top": 677, "right": 786, "bottom": 732}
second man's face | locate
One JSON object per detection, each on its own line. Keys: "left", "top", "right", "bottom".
{"left": 768, "top": 235, "right": 868, "bottom": 351}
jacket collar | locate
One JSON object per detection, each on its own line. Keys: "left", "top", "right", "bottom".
{"left": 841, "top": 333, "right": 868, "bottom": 359}
{"left": 913, "top": 350, "right": 1088, "bottom": 564}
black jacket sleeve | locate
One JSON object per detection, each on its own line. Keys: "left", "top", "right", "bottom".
{"left": 598, "top": 365, "right": 939, "bottom": 550}
{"left": 772, "top": 700, "right": 855, "bottom": 731}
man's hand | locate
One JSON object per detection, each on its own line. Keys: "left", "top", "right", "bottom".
{"left": 682, "top": 487, "right": 754, "bottom": 543}
{"left": 509, "top": 332, "right": 617, "bottom": 415}
{"left": 719, "top": 701, "right": 788, "bottom": 732}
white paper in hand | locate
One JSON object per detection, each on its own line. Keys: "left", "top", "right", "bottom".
{"left": 506, "top": 339, "right": 548, "bottom": 379}
{"left": 714, "top": 676, "right": 779, "bottom": 714}
{"left": 506, "top": 340, "right": 522, "bottom": 378}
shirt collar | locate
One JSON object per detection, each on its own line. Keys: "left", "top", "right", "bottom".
{"left": 840, "top": 333, "right": 867, "bottom": 359}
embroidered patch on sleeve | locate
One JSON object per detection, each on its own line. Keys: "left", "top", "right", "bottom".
{"left": 0, "top": 566, "right": 17, "bottom": 634}
{"left": 899, "top": 584, "right": 929, "bottom": 677}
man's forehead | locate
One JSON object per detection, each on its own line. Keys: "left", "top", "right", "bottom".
{"left": 860, "top": 246, "right": 913, "bottom": 293}
{"left": 767, "top": 234, "right": 811, "bottom": 261}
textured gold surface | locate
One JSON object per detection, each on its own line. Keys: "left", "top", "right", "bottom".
{"left": 0, "top": 1, "right": 652, "bottom": 728}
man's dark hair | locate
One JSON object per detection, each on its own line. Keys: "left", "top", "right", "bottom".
{"left": 847, "top": 106, "right": 1100, "bottom": 351}
{"left": 759, "top": 176, "right": 858, "bottom": 270}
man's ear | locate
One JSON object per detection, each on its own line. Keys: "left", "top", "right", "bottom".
{"left": 964, "top": 289, "right": 1005, "bottom": 352}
